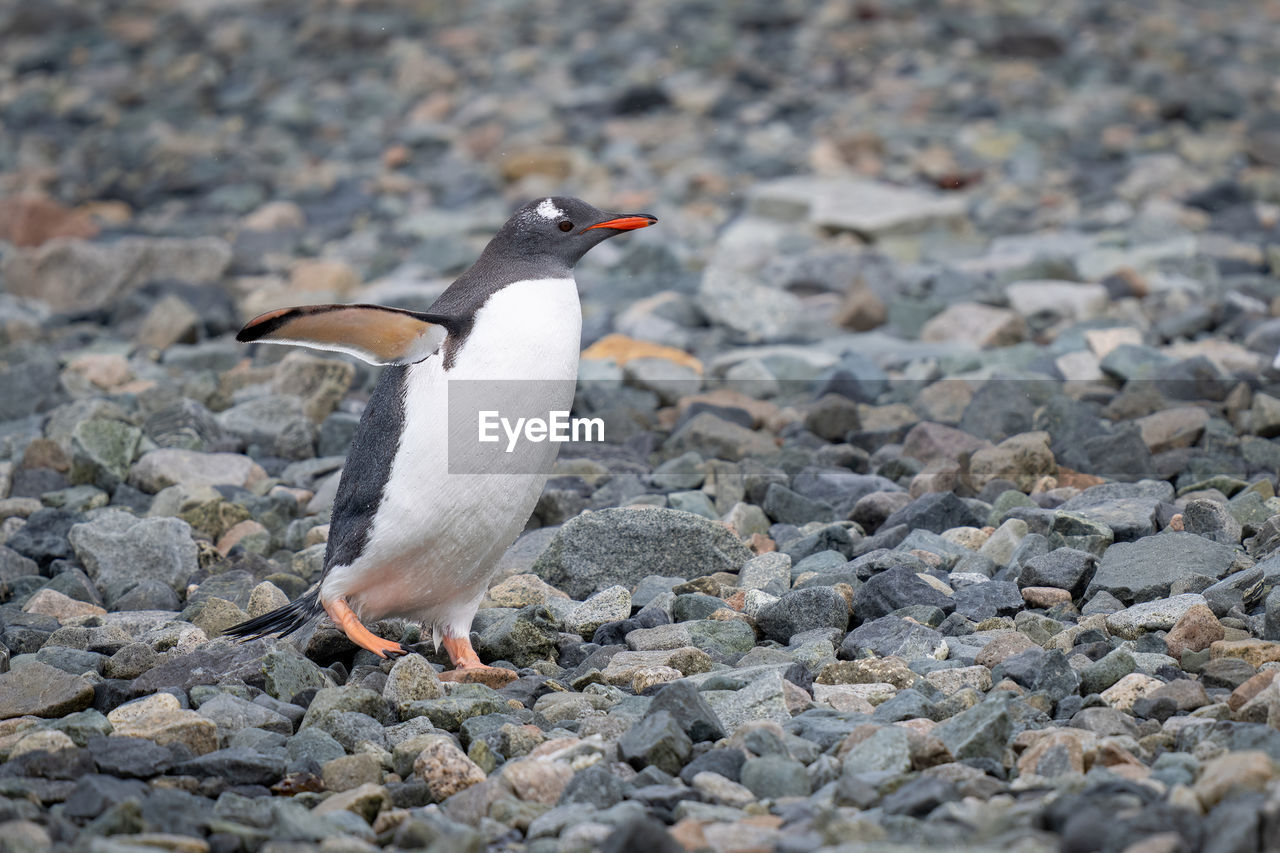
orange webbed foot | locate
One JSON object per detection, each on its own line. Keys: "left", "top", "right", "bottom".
{"left": 323, "top": 597, "right": 407, "bottom": 659}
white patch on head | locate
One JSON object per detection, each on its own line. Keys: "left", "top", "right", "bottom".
{"left": 536, "top": 198, "right": 563, "bottom": 220}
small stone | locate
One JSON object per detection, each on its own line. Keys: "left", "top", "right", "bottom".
{"left": 968, "top": 432, "right": 1056, "bottom": 492}
{"left": 1100, "top": 673, "right": 1163, "bottom": 712}
{"left": 921, "top": 303, "right": 1028, "bottom": 349}
{"left": 1022, "top": 587, "right": 1072, "bottom": 608}
{"left": 412, "top": 735, "right": 486, "bottom": 801}
{"left": 312, "top": 782, "right": 391, "bottom": 823}
{"left": 739, "top": 755, "right": 809, "bottom": 800}
{"left": 1209, "top": 639, "right": 1280, "bottom": 668}
{"left": 322, "top": 753, "right": 383, "bottom": 792}
{"left": 1165, "top": 603, "right": 1225, "bottom": 658}
{"left": 21, "top": 588, "right": 106, "bottom": 622}
{"left": 618, "top": 710, "right": 693, "bottom": 775}
{"left": 566, "top": 586, "right": 632, "bottom": 638}
{"left": 383, "top": 654, "right": 445, "bottom": 715}
{"left": 247, "top": 581, "right": 290, "bottom": 618}
{"left": 1106, "top": 594, "right": 1209, "bottom": 640}
{"left": 0, "top": 661, "right": 95, "bottom": 719}
{"left": 738, "top": 552, "right": 791, "bottom": 592}
{"left": 1193, "top": 751, "right": 1275, "bottom": 809}
{"left": 106, "top": 693, "right": 217, "bottom": 755}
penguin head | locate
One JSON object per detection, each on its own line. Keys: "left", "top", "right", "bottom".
{"left": 498, "top": 196, "right": 657, "bottom": 268}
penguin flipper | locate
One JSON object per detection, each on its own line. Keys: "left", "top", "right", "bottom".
{"left": 237, "top": 303, "right": 459, "bottom": 365}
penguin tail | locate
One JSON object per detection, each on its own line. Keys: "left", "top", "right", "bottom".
{"left": 224, "top": 589, "right": 324, "bottom": 642}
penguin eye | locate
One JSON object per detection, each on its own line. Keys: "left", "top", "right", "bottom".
{"left": 558, "top": 221, "right": 574, "bottom": 232}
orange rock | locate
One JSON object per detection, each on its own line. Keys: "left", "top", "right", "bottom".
{"left": 1054, "top": 466, "right": 1107, "bottom": 490}
{"left": 1165, "top": 603, "right": 1224, "bottom": 658}
{"left": 1022, "top": 586, "right": 1072, "bottom": 608}
{"left": 669, "top": 818, "right": 708, "bottom": 851}
{"left": 65, "top": 353, "right": 132, "bottom": 390}
{"left": 0, "top": 195, "right": 98, "bottom": 247}
{"left": 1228, "top": 670, "right": 1278, "bottom": 712}
{"left": 216, "top": 520, "right": 269, "bottom": 555}
{"left": 1210, "top": 639, "right": 1280, "bottom": 668}
{"left": 581, "top": 333, "right": 702, "bottom": 373}
{"left": 382, "top": 144, "right": 412, "bottom": 169}
{"left": 747, "top": 533, "right": 776, "bottom": 554}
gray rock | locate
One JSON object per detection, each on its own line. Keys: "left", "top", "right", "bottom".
{"left": 1086, "top": 532, "right": 1238, "bottom": 603}
{"left": 475, "top": 605, "right": 559, "bottom": 667}
{"left": 1182, "top": 499, "right": 1243, "bottom": 546}
{"left": 763, "top": 483, "right": 833, "bottom": 525}
{"left": 842, "top": 615, "right": 948, "bottom": 660}
{"left": 532, "top": 507, "right": 752, "bottom": 599}
{"left": 1057, "top": 480, "right": 1171, "bottom": 541}
{"left": 702, "top": 671, "right": 791, "bottom": 733}
{"left": 618, "top": 709, "right": 692, "bottom": 775}
{"left": 1017, "top": 548, "right": 1097, "bottom": 597}
{"left": 755, "top": 587, "right": 849, "bottom": 644}
{"left": 68, "top": 510, "right": 198, "bottom": 604}
{"left": 666, "top": 412, "right": 779, "bottom": 462}
{"left": 839, "top": 725, "right": 911, "bottom": 774}
{"left": 852, "top": 566, "right": 955, "bottom": 623}
{"left": 882, "top": 491, "right": 984, "bottom": 535}
{"left": 0, "top": 661, "right": 95, "bottom": 719}
{"left": 738, "top": 552, "right": 792, "bottom": 592}
{"left": 739, "top": 755, "right": 809, "bottom": 799}
{"left": 1080, "top": 648, "right": 1136, "bottom": 695}
{"left": 646, "top": 680, "right": 725, "bottom": 743}
{"left": 87, "top": 736, "right": 174, "bottom": 778}
{"left": 6, "top": 508, "right": 81, "bottom": 567}
{"left": 933, "top": 699, "right": 1012, "bottom": 762}
{"left": 174, "top": 747, "right": 287, "bottom": 786}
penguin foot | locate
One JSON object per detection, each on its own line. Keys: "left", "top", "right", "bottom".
{"left": 439, "top": 635, "right": 518, "bottom": 687}
{"left": 323, "top": 597, "right": 406, "bottom": 659}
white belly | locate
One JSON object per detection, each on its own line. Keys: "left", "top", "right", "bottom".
{"left": 321, "top": 277, "right": 581, "bottom": 640}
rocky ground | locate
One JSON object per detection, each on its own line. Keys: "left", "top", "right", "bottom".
{"left": 3, "top": 0, "right": 1280, "bottom": 851}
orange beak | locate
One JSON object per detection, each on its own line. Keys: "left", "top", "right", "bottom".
{"left": 581, "top": 214, "right": 658, "bottom": 233}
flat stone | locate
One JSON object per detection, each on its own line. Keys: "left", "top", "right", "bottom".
{"left": 106, "top": 693, "right": 217, "bottom": 755}
{"left": 1086, "top": 532, "right": 1237, "bottom": 603}
{"left": 1106, "top": 594, "right": 1209, "bottom": 640}
{"left": 0, "top": 661, "right": 95, "bottom": 719}
{"left": 532, "top": 507, "right": 752, "bottom": 600}
{"left": 1210, "top": 640, "right": 1280, "bottom": 668}
{"left": 130, "top": 449, "right": 267, "bottom": 492}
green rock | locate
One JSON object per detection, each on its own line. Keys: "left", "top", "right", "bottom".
{"left": 181, "top": 596, "right": 249, "bottom": 638}
{"left": 933, "top": 698, "right": 1012, "bottom": 762}
{"left": 475, "top": 605, "right": 559, "bottom": 668}
{"left": 1080, "top": 648, "right": 1135, "bottom": 695}
{"left": 1049, "top": 511, "right": 1114, "bottom": 556}
{"left": 260, "top": 649, "right": 333, "bottom": 702}
{"left": 0, "top": 662, "right": 95, "bottom": 719}
{"left": 740, "top": 755, "right": 810, "bottom": 799}
{"left": 301, "top": 686, "right": 392, "bottom": 730}
{"left": 838, "top": 725, "right": 911, "bottom": 774}
{"left": 40, "top": 485, "right": 109, "bottom": 513}
{"left": 403, "top": 684, "right": 506, "bottom": 731}
{"left": 70, "top": 418, "right": 142, "bottom": 491}
{"left": 685, "top": 619, "right": 757, "bottom": 656}
{"left": 44, "top": 709, "right": 112, "bottom": 745}
{"left": 180, "top": 499, "right": 252, "bottom": 541}
{"left": 667, "top": 490, "right": 718, "bottom": 519}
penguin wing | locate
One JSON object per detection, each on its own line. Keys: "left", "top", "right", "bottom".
{"left": 237, "top": 303, "right": 460, "bottom": 365}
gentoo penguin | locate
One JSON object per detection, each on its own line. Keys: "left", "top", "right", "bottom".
{"left": 225, "top": 197, "right": 656, "bottom": 682}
